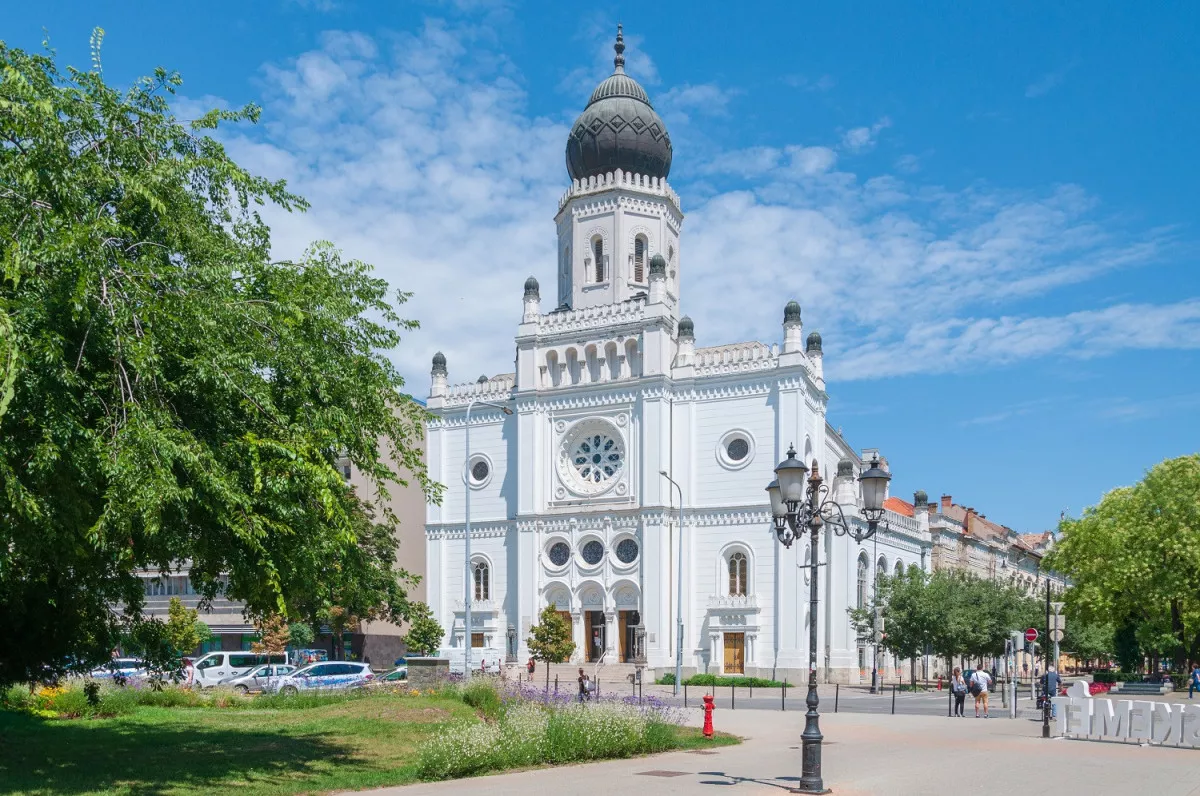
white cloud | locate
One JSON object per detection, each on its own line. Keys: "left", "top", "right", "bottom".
{"left": 197, "top": 22, "right": 1189, "bottom": 394}
{"left": 841, "top": 117, "right": 891, "bottom": 153}
{"left": 894, "top": 153, "right": 921, "bottom": 173}
{"left": 783, "top": 74, "right": 836, "bottom": 92}
{"left": 658, "top": 83, "right": 738, "bottom": 124}
{"left": 558, "top": 19, "right": 658, "bottom": 99}
{"left": 1025, "top": 61, "right": 1079, "bottom": 98}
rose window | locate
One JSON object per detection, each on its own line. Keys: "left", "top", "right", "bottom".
{"left": 560, "top": 422, "right": 625, "bottom": 496}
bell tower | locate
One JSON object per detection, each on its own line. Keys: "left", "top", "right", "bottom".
{"left": 554, "top": 26, "right": 683, "bottom": 312}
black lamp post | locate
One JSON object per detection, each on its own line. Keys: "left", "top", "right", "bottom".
{"left": 766, "top": 446, "right": 892, "bottom": 794}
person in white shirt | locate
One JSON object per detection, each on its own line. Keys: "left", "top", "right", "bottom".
{"left": 970, "top": 668, "right": 993, "bottom": 718}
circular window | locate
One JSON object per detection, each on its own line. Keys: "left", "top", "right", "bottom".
{"left": 616, "top": 538, "right": 639, "bottom": 564}
{"left": 558, "top": 420, "right": 625, "bottom": 496}
{"left": 548, "top": 542, "right": 570, "bottom": 567}
{"left": 581, "top": 540, "right": 604, "bottom": 566}
{"left": 716, "top": 430, "right": 755, "bottom": 470}
{"left": 466, "top": 454, "right": 493, "bottom": 488}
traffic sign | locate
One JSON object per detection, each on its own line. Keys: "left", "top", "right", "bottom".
{"left": 1025, "top": 628, "right": 1039, "bottom": 642}
{"left": 1051, "top": 601, "right": 1065, "bottom": 616}
{"left": 1051, "top": 629, "right": 1064, "bottom": 643}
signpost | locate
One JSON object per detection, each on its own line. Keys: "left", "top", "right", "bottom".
{"left": 1025, "top": 628, "right": 1039, "bottom": 643}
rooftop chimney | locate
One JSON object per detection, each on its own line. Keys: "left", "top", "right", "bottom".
{"left": 941, "top": 494, "right": 952, "bottom": 510}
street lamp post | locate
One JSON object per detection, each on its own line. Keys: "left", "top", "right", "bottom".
{"left": 463, "top": 398, "right": 513, "bottom": 676}
{"left": 660, "top": 470, "right": 685, "bottom": 697}
{"left": 766, "top": 446, "right": 891, "bottom": 794}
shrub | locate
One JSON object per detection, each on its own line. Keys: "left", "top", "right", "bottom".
{"left": 658, "top": 673, "right": 788, "bottom": 688}
{"left": 460, "top": 678, "right": 503, "bottom": 719}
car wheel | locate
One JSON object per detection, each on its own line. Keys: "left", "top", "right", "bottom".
{"left": 234, "top": 685, "right": 249, "bottom": 695}
{"left": 281, "top": 685, "right": 298, "bottom": 696}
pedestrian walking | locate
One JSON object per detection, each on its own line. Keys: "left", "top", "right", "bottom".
{"left": 1041, "top": 667, "right": 1061, "bottom": 718}
{"left": 951, "top": 667, "right": 967, "bottom": 717}
{"left": 577, "top": 667, "right": 591, "bottom": 703}
{"left": 526, "top": 657, "right": 536, "bottom": 681}
{"left": 1189, "top": 663, "right": 1199, "bottom": 699}
{"left": 970, "top": 667, "right": 992, "bottom": 718}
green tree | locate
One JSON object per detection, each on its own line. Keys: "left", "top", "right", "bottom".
{"left": 527, "top": 603, "right": 575, "bottom": 692}
{"left": 165, "top": 597, "right": 203, "bottom": 656}
{"left": 1061, "top": 618, "right": 1114, "bottom": 666}
{"left": 0, "top": 36, "right": 437, "bottom": 687}
{"left": 288, "top": 622, "right": 315, "bottom": 650}
{"left": 401, "top": 602, "right": 445, "bottom": 657}
{"left": 1046, "top": 455, "right": 1200, "bottom": 669}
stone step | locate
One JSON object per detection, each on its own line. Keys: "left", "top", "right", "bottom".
{"left": 1110, "top": 681, "right": 1173, "bottom": 695}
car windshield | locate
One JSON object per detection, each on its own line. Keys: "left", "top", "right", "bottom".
{"left": 244, "top": 665, "right": 268, "bottom": 678}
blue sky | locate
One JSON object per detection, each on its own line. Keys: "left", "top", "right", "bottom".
{"left": 8, "top": 1, "right": 1198, "bottom": 532}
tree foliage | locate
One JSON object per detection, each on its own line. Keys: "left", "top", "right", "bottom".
{"left": 251, "top": 614, "right": 290, "bottom": 654}
{"left": 1045, "top": 455, "right": 1200, "bottom": 668}
{"left": 850, "top": 569, "right": 1040, "bottom": 671}
{"left": 401, "top": 601, "right": 444, "bottom": 657}
{"left": 165, "top": 597, "right": 203, "bottom": 656}
{"left": 0, "top": 35, "right": 437, "bottom": 687}
{"left": 527, "top": 604, "right": 575, "bottom": 692}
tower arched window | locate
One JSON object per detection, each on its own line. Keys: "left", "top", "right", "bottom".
{"left": 856, "top": 553, "right": 869, "bottom": 609}
{"left": 593, "top": 238, "right": 605, "bottom": 283}
{"left": 473, "top": 562, "right": 490, "bottom": 601}
{"left": 728, "top": 552, "right": 748, "bottom": 597}
{"left": 633, "top": 236, "right": 646, "bottom": 282}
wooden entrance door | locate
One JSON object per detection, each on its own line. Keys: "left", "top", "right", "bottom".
{"left": 723, "top": 632, "right": 745, "bottom": 674}
{"left": 618, "top": 612, "right": 628, "bottom": 661}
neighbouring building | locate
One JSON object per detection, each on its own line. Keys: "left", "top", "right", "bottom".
{"left": 420, "top": 28, "right": 930, "bottom": 684}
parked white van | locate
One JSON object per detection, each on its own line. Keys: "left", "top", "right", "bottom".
{"left": 191, "top": 652, "right": 287, "bottom": 689}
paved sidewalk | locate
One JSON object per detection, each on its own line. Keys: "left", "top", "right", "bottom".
{"left": 361, "top": 706, "right": 1200, "bottom": 796}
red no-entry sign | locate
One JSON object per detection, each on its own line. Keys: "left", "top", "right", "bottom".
{"left": 1025, "top": 628, "right": 1039, "bottom": 642}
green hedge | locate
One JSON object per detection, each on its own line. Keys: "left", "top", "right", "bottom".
{"left": 657, "top": 673, "right": 790, "bottom": 688}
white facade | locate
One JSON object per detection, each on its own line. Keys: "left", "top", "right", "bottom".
{"left": 423, "top": 42, "right": 932, "bottom": 683}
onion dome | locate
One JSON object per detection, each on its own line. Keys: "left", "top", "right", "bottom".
{"left": 837, "top": 459, "right": 855, "bottom": 477}
{"left": 784, "top": 301, "right": 802, "bottom": 325}
{"left": 524, "top": 275, "right": 540, "bottom": 299}
{"left": 477, "top": 375, "right": 489, "bottom": 383}
{"left": 678, "top": 315, "right": 694, "bottom": 340}
{"left": 566, "top": 25, "right": 672, "bottom": 182}
{"left": 431, "top": 351, "right": 447, "bottom": 376}
{"left": 806, "top": 331, "right": 822, "bottom": 353}
{"left": 914, "top": 489, "right": 929, "bottom": 506}
{"left": 649, "top": 253, "right": 667, "bottom": 278}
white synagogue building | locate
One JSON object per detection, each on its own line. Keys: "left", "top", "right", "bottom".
{"left": 423, "top": 28, "right": 930, "bottom": 683}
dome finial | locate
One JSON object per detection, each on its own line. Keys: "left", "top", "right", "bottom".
{"left": 614, "top": 23, "right": 625, "bottom": 73}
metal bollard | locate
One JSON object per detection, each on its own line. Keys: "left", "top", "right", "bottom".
{"left": 750, "top": 683, "right": 753, "bottom": 700}
{"left": 782, "top": 682, "right": 787, "bottom": 711}
{"left": 554, "top": 675, "right": 558, "bottom": 694}
{"left": 684, "top": 682, "right": 688, "bottom": 708}
{"left": 891, "top": 683, "right": 896, "bottom": 715}
{"left": 947, "top": 688, "right": 952, "bottom": 717}
{"left": 732, "top": 685, "right": 735, "bottom": 710}
{"left": 835, "top": 683, "right": 839, "bottom": 713}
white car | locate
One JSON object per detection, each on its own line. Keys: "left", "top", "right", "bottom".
{"left": 272, "top": 661, "right": 375, "bottom": 695}
{"left": 220, "top": 664, "right": 296, "bottom": 694}
{"left": 191, "top": 652, "right": 287, "bottom": 689}
{"left": 90, "top": 658, "right": 147, "bottom": 680}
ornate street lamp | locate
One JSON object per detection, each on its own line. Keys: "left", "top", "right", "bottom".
{"left": 765, "top": 446, "right": 892, "bottom": 794}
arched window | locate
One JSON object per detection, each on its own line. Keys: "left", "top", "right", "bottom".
{"left": 877, "top": 556, "right": 887, "bottom": 578}
{"left": 856, "top": 553, "right": 869, "bottom": 609}
{"left": 895, "top": 560, "right": 904, "bottom": 578}
{"left": 633, "top": 236, "right": 646, "bottom": 282}
{"left": 728, "top": 552, "right": 747, "bottom": 597}
{"left": 593, "top": 238, "right": 604, "bottom": 282}
{"left": 473, "top": 562, "right": 490, "bottom": 601}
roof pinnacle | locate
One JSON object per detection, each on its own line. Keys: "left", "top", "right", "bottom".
{"left": 614, "top": 23, "right": 625, "bottom": 73}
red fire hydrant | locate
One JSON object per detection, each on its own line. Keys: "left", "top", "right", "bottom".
{"left": 702, "top": 693, "right": 715, "bottom": 738}
{"left": 937, "top": 675, "right": 942, "bottom": 691}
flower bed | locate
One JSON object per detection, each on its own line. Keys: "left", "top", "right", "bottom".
{"left": 415, "top": 679, "right": 690, "bottom": 780}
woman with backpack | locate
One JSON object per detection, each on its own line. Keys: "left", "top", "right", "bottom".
{"left": 951, "top": 667, "right": 968, "bottom": 717}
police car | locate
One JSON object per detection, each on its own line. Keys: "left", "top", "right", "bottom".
{"left": 270, "top": 661, "right": 374, "bottom": 695}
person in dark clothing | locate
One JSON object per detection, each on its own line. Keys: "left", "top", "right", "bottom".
{"left": 1041, "top": 667, "right": 1061, "bottom": 718}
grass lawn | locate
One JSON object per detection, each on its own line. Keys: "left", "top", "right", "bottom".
{"left": 0, "top": 692, "right": 737, "bottom": 795}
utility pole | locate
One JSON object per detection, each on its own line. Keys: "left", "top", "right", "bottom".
{"left": 1042, "top": 580, "right": 1051, "bottom": 738}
